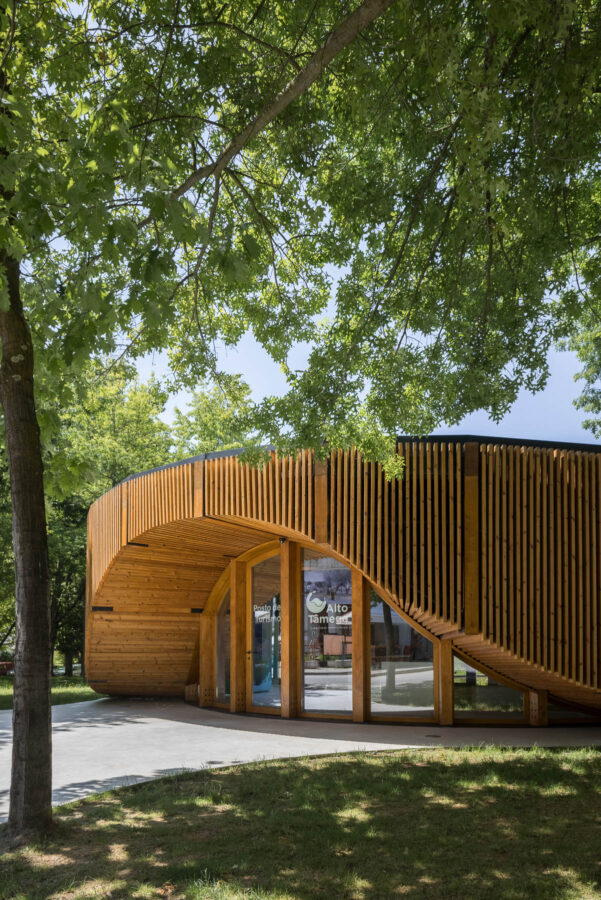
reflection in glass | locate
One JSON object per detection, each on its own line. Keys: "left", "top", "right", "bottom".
{"left": 369, "top": 589, "right": 434, "bottom": 717}
{"left": 251, "top": 555, "right": 281, "bottom": 708}
{"left": 453, "top": 656, "right": 525, "bottom": 718}
{"left": 302, "top": 549, "right": 353, "bottom": 713}
{"left": 215, "top": 589, "right": 230, "bottom": 704}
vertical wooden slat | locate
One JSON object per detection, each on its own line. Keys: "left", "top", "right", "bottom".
{"left": 521, "top": 448, "right": 528, "bottom": 660}
{"left": 432, "top": 444, "right": 439, "bottom": 619}
{"left": 426, "top": 444, "right": 432, "bottom": 612}
{"left": 577, "top": 453, "right": 584, "bottom": 683}
{"left": 419, "top": 445, "right": 425, "bottom": 612}
{"left": 456, "top": 445, "right": 462, "bottom": 623}
{"left": 463, "top": 442, "right": 480, "bottom": 634}
{"left": 480, "top": 447, "right": 488, "bottom": 638}
{"left": 193, "top": 460, "right": 204, "bottom": 518}
{"left": 412, "top": 444, "right": 418, "bottom": 612}
{"left": 487, "top": 445, "right": 494, "bottom": 642}
{"left": 541, "top": 451, "right": 549, "bottom": 671}
{"left": 441, "top": 444, "right": 448, "bottom": 621}
{"left": 314, "top": 457, "right": 328, "bottom": 544}
{"left": 548, "top": 450, "right": 556, "bottom": 673}
{"left": 376, "top": 462, "right": 383, "bottom": 587}
{"left": 343, "top": 450, "right": 350, "bottom": 560}
{"left": 350, "top": 450, "right": 356, "bottom": 566}
{"left": 569, "top": 453, "right": 577, "bottom": 681}
{"left": 591, "top": 454, "right": 601, "bottom": 688}
{"left": 384, "top": 462, "right": 389, "bottom": 591}
{"left": 500, "top": 445, "right": 507, "bottom": 647}
{"left": 583, "top": 454, "right": 590, "bottom": 684}
{"left": 352, "top": 570, "right": 369, "bottom": 722}
{"left": 120, "top": 481, "right": 128, "bottom": 548}
{"left": 534, "top": 449, "right": 542, "bottom": 666}
{"left": 307, "top": 450, "right": 314, "bottom": 540}
{"left": 370, "top": 460, "right": 376, "bottom": 582}
{"left": 361, "top": 460, "right": 370, "bottom": 572}
{"left": 337, "top": 449, "right": 343, "bottom": 554}
{"left": 528, "top": 448, "right": 535, "bottom": 665}
{"left": 508, "top": 446, "right": 515, "bottom": 655}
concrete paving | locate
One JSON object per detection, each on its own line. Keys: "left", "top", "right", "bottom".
{"left": 1, "top": 697, "right": 601, "bottom": 822}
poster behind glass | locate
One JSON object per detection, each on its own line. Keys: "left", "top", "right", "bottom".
{"left": 302, "top": 549, "right": 353, "bottom": 713}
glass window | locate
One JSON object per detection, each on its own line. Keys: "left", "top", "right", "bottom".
{"left": 215, "top": 589, "right": 230, "bottom": 705}
{"left": 251, "top": 555, "right": 281, "bottom": 708}
{"left": 302, "top": 549, "right": 353, "bottom": 714}
{"left": 453, "top": 655, "right": 525, "bottom": 719}
{"left": 369, "top": 589, "right": 434, "bottom": 718}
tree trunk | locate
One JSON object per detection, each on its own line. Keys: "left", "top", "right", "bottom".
{"left": 63, "top": 648, "right": 73, "bottom": 677}
{"left": 0, "top": 253, "right": 52, "bottom": 837}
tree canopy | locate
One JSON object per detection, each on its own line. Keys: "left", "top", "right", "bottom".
{"left": 6, "top": 0, "right": 599, "bottom": 466}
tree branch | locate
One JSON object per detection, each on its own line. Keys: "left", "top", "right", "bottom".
{"left": 138, "top": 0, "right": 395, "bottom": 228}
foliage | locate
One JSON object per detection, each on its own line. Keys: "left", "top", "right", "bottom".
{"left": 2, "top": 748, "right": 601, "bottom": 898}
{"left": 173, "top": 375, "right": 254, "bottom": 458}
{"left": 4, "top": 1, "right": 599, "bottom": 476}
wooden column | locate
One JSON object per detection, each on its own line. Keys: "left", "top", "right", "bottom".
{"left": 230, "top": 560, "right": 247, "bottom": 713}
{"left": 314, "top": 458, "right": 329, "bottom": 545}
{"left": 527, "top": 689, "right": 548, "bottom": 727}
{"left": 281, "top": 540, "right": 301, "bottom": 718}
{"left": 352, "top": 569, "right": 370, "bottom": 722}
{"left": 463, "top": 442, "right": 480, "bottom": 634}
{"left": 198, "top": 614, "right": 216, "bottom": 707}
{"left": 438, "top": 638, "right": 454, "bottom": 725}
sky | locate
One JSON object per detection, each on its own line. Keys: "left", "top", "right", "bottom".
{"left": 138, "top": 332, "right": 600, "bottom": 449}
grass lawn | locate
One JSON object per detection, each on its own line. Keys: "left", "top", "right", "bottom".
{"left": 1, "top": 747, "right": 600, "bottom": 899}
{"left": 0, "top": 676, "right": 106, "bottom": 710}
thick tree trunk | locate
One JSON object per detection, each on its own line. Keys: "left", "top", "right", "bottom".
{"left": 0, "top": 253, "right": 52, "bottom": 836}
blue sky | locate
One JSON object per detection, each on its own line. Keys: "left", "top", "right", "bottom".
{"left": 138, "top": 334, "right": 599, "bottom": 448}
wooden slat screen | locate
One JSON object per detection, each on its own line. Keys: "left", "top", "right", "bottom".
{"left": 479, "top": 444, "right": 601, "bottom": 690}
{"left": 88, "top": 485, "right": 121, "bottom": 598}
{"left": 127, "top": 463, "right": 193, "bottom": 542}
{"left": 327, "top": 443, "right": 463, "bottom": 626}
{"left": 88, "top": 439, "right": 601, "bottom": 693}
{"left": 203, "top": 450, "right": 314, "bottom": 539}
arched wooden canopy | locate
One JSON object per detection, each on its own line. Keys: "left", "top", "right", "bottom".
{"left": 85, "top": 437, "right": 601, "bottom": 720}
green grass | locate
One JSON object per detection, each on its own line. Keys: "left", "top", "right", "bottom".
{"left": 0, "top": 676, "right": 106, "bottom": 710}
{"left": 2, "top": 747, "right": 601, "bottom": 899}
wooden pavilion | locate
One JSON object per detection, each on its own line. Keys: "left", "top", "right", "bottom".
{"left": 85, "top": 436, "right": 601, "bottom": 726}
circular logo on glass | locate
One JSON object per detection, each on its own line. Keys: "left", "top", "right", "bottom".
{"left": 306, "top": 591, "right": 327, "bottom": 614}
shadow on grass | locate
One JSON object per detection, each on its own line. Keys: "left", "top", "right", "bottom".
{"left": 1, "top": 747, "right": 601, "bottom": 899}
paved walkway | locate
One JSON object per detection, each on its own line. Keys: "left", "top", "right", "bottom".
{"left": 2, "top": 698, "right": 601, "bottom": 822}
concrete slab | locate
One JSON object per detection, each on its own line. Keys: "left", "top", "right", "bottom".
{"left": 1, "top": 698, "right": 601, "bottom": 822}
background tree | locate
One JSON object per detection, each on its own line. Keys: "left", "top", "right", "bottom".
{"left": 173, "top": 375, "right": 253, "bottom": 457}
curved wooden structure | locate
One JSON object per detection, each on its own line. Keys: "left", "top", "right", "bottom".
{"left": 86, "top": 437, "right": 601, "bottom": 725}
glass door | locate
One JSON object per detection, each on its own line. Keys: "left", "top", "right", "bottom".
{"left": 248, "top": 555, "right": 281, "bottom": 710}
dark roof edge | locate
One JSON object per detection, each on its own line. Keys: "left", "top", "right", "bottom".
{"left": 120, "top": 446, "right": 275, "bottom": 485}
{"left": 399, "top": 434, "right": 601, "bottom": 453}
{"left": 119, "top": 433, "right": 601, "bottom": 487}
